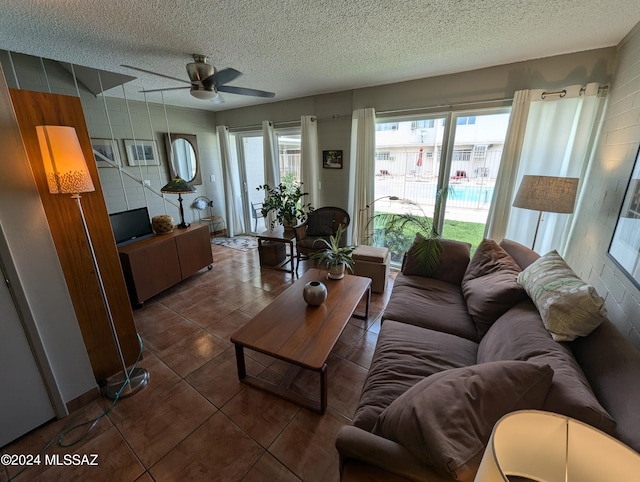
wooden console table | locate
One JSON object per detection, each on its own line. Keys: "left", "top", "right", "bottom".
{"left": 117, "top": 223, "right": 213, "bottom": 306}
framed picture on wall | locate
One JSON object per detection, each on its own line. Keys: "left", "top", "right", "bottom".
{"left": 608, "top": 145, "right": 640, "bottom": 288}
{"left": 124, "top": 139, "right": 160, "bottom": 166}
{"left": 323, "top": 150, "right": 343, "bottom": 169}
{"left": 90, "top": 138, "right": 120, "bottom": 168}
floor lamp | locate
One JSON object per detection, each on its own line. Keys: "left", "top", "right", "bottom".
{"left": 512, "top": 175, "right": 579, "bottom": 250}
{"left": 161, "top": 177, "right": 197, "bottom": 228}
{"left": 36, "top": 125, "right": 149, "bottom": 399}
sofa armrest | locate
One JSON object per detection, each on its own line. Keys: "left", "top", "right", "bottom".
{"left": 335, "top": 426, "right": 451, "bottom": 482}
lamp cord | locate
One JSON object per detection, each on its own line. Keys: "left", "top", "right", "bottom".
{"left": 7, "top": 333, "right": 145, "bottom": 481}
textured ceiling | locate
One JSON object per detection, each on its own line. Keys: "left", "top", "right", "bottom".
{"left": 0, "top": 0, "right": 638, "bottom": 111}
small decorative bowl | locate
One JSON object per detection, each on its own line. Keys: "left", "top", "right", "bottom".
{"left": 152, "top": 214, "right": 175, "bottom": 234}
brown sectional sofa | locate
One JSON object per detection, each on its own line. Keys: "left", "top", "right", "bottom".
{"left": 336, "top": 238, "right": 640, "bottom": 481}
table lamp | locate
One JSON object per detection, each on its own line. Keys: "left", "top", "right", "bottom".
{"left": 37, "top": 125, "right": 149, "bottom": 399}
{"left": 474, "top": 410, "right": 640, "bottom": 481}
{"left": 161, "top": 177, "right": 196, "bottom": 228}
{"left": 512, "top": 175, "right": 579, "bottom": 250}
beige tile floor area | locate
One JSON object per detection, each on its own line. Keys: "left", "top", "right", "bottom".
{"left": 2, "top": 242, "right": 394, "bottom": 482}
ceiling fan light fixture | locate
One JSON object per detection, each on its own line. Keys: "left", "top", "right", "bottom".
{"left": 190, "top": 88, "right": 219, "bottom": 100}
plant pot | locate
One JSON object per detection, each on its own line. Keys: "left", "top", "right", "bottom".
{"left": 328, "top": 264, "right": 346, "bottom": 280}
{"left": 282, "top": 218, "right": 297, "bottom": 230}
{"left": 303, "top": 281, "right": 327, "bottom": 306}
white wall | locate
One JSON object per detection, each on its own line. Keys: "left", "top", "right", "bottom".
{"left": 566, "top": 22, "right": 640, "bottom": 349}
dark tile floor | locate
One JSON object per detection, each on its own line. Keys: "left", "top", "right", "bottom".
{"left": 2, "top": 242, "right": 395, "bottom": 482}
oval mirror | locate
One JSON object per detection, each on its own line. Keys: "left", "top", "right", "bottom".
{"left": 164, "top": 133, "right": 202, "bottom": 185}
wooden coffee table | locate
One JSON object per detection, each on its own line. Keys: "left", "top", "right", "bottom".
{"left": 230, "top": 269, "right": 371, "bottom": 414}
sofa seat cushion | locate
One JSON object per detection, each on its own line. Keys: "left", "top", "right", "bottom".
{"left": 382, "top": 274, "right": 478, "bottom": 341}
{"left": 352, "top": 320, "right": 478, "bottom": 432}
{"left": 478, "top": 300, "right": 616, "bottom": 435}
{"left": 461, "top": 239, "right": 528, "bottom": 338}
{"left": 374, "top": 361, "right": 554, "bottom": 482}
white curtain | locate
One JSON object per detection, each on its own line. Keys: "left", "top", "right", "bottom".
{"left": 300, "top": 115, "right": 319, "bottom": 208}
{"left": 262, "top": 120, "right": 279, "bottom": 228}
{"left": 488, "top": 83, "right": 606, "bottom": 255}
{"left": 217, "top": 125, "right": 245, "bottom": 236}
{"left": 484, "top": 90, "right": 533, "bottom": 242}
{"left": 262, "top": 120, "right": 279, "bottom": 187}
{"left": 348, "top": 107, "right": 376, "bottom": 245}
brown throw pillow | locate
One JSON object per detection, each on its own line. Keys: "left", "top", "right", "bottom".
{"left": 373, "top": 361, "right": 554, "bottom": 482}
{"left": 462, "top": 239, "right": 528, "bottom": 337}
{"left": 402, "top": 233, "right": 471, "bottom": 285}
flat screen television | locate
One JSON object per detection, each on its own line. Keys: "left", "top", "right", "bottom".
{"left": 109, "top": 207, "right": 155, "bottom": 246}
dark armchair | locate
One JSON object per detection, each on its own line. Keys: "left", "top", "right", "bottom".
{"left": 293, "top": 206, "right": 350, "bottom": 272}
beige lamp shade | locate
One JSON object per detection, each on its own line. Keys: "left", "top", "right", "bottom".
{"left": 512, "top": 175, "right": 579, "bottom": 214}
{"left": 475, "top": 410, "right": 640, "bottom": 482}
{"left": 36, "top": 125, "right": 95, "bottom": 195}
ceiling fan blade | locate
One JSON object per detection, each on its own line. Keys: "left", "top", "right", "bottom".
{"left": 121, "top": 64, "right": 191, "bottom": 85}
{"left": 140, "top": 86, "right": 191, "bottom": 93}
{"left": 203, "top": 67, "right": 242, "bottom": 88}
{"left": 217, "top": 85, "right": 275, "bottom": 98}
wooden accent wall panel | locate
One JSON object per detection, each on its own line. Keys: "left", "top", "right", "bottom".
{"left": 10, "top": 89, "right": 139, "bottom": 381}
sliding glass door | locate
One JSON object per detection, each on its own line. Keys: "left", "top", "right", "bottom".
{"left": 235, "top": 128, "right": 302, "bottom": 234}
{"left": 373, "top": 109, "right": 510, "bottom": 261}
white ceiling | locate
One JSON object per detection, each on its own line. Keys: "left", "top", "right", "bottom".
{"left": 0, "top": 0, "right": 639, "bottom": 112}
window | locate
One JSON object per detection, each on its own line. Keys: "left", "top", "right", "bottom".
{"left": 376, "top": 122, "right": 399, "bottom": 131}
{"left": 456, "top": 116, "right": 476, "bottom": 125}
{"left": 373, "top": 110, "right": 511, "bottom": 260}
{"left": 411, "top": 119, "right": 435, "bottom": 129}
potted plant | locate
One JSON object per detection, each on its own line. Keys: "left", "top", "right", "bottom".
{"left": 257, "top": 180, "right": 313, "bottom": 229}
{"left": 310, "top": 225, "right": 355, "bottom": 279}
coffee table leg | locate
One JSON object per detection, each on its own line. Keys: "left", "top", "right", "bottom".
{"left": 234, "top": 344, "right": 247, "bottom": 380}
{"left": 320, "top": 363, "right": 328, "bottom": 415}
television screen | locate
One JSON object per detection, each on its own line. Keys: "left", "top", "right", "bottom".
{"left": 109, "top": 207, "right": 154, "bottom": 246}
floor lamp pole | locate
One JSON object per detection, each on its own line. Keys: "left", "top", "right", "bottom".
{"left": 73, "top": 195, "right": 149, "bottom": 399}
{"left": 532, "top": 210, "right": 543, "bottom": 251}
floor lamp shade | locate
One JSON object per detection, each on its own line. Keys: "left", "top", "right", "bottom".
{"left": 36, "top": 125, "right": 95, "bottom": 194}
{"left": 512, "top": 175, "right": 579, "bottom": 250}
{"left": 474, "top": 410, "right": 640, "bottom": 482}
{"left": 512, "top": 175, "right": 579, "bottom": 214}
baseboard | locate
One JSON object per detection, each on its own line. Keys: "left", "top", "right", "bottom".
{"left": 65, "top": 386, "right": 100, "bottom": 413}
{"left": 210, "top": 229, "right": 227, "bottom": 237}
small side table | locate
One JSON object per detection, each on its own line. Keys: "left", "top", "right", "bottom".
{"left": 257, "top": 227, "right": 296, "bottom": 275}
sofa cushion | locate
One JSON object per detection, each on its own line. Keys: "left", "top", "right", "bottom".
{"left": 402, "top": 234, "right": 471, "bottom": 285}
{"left": 383, "top": 274, "right": 478, "bottom": 341}
{"left": 499, "top": 238, "right": 540, "bottom": 270}
{"left": 353, "top": 320, "right": 478, "bottom": 432}
{"left": 517, "top": 250, "right": 607, "bottom": 341}
{"left": 478, "top": 300, "right": 616, "bottom": 434}
{"left": 570, "top": 320, "right": 640, "bottom": 453}
{"left": 461, "top": 239, "right": 528, "bottom": 337}
{"left": 374, "top": 361, "right": 554, "bottom": 482}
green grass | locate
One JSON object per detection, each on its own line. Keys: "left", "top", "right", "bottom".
{"left": 442, "top": 219, "right": 486, "bottom": 256}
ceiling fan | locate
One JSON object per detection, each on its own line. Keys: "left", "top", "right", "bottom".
{"left": 122, "top": 54, "right": 275, "bottom": 101}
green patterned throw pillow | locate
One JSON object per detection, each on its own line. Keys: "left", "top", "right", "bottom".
{"left": 517, "top": 250, "right": 607, "bottom": 341}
